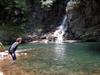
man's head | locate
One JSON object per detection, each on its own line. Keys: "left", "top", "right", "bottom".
{"left": 16, "top": 37, "right": 22, "bottom": 43}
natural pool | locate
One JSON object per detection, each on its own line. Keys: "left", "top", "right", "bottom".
{"left": 2, "top": 42, "right": 100, "bottom": 75}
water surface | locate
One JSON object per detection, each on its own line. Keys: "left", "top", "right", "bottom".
{"left": 15, "top": 42, "right": 100, "bottom": 75}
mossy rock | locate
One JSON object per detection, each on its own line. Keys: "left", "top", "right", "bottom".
{"left": 0, "top": 42, "right": 5, "bottom": 52}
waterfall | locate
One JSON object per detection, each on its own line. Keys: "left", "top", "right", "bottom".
{"left": 53, "top": 15, "right": 68, "bottom": 44}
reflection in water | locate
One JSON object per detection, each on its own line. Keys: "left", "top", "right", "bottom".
{"left": 54, "top": 44, "right": 66, "bottom": 61}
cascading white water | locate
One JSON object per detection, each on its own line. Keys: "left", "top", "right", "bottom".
{"left": 53, "top": 15, "right": 68, "bottom": 44}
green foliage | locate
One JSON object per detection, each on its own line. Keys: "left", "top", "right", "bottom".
{"left": 14, "top": 0, "right": 26, "bottom": 10}
{"left": 0, "top": 0, "right": 27, "bottom": 44}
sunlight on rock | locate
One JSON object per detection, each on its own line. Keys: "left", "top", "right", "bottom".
{"left": 0, "top": 71, "right": 3, "bottom": 75}
{"left": 0, "top": 52, "right": 8, "bottom": 60}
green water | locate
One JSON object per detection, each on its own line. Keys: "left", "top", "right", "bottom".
{"left": 18, "top": 42, "right": 100, "bottom": 75}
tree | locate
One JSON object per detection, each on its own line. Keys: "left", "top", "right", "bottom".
{"left": 0, "top": 0, "right": 27, "bottom": 44}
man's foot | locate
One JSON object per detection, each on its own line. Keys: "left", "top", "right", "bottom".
{"left": 9, "top": 60, "right": 16, "bottom": 65}
{"left": 12, "top": 60, "right": 16, "bottom": 64}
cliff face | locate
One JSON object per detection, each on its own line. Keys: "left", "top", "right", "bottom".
{"left": 66, "top": 0, "right": 100, "bottom": 41}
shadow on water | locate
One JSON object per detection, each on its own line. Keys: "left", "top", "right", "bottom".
{"left": 82, "top": 42, "right": 100, "bottom": 58}
{"left": 90, "top": 43, "right": 100, "bottom": 54}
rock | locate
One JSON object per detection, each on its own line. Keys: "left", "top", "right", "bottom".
{"left": 66, "top": 0, "right": 100, "bottom": 41}
{"left": 0, "top": 52, "right": 8, "bottom": 60}
{"left": 0, "top": 42, "right": 5, "bottom": 52}
{"left": 0, "top": 71, "right": 3, "bottom": 75}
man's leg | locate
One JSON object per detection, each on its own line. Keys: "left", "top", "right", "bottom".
{"left": 12, "top": 52, "right": 16, "bottom": 60}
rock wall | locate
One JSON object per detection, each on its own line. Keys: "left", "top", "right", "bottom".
{"left": 66, "top": 0, "right": 100, "bottom": 41}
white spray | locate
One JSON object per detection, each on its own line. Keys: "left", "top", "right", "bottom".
{"left": 53, "top": 15, "right": 68, "bottom": 43}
